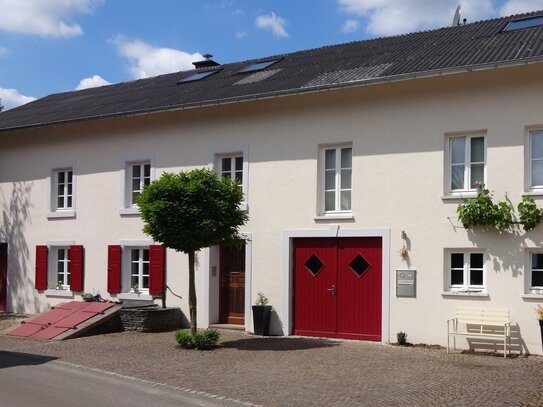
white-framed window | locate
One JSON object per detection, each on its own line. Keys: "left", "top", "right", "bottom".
{"left": 54, "top": 247, "right": 70, "bottom": 289}
{"left": 528, "top": 130, "right": 543, "bottom": 191}
{"left": 44, "top": 241, "right": 76, "bottom": 296}
{"left": 47, "top": 162, "right": 76, "bottom": 219}
{"left": 209, "top": 145, "right": 249, "bottom": 211}
{"left": 120, "top": 155, "right": 155, "bottom": 215}
{"left": 55, "top": 170, "right": 73, "bottom": 210}
{"left": 529, "top": 252, "right": 543, "bottom": 290}
{"left": 320, "top": 145, "right": 352, "bottom": 214}
{"left": 129, "top": 247, "right": 150, "bottom": 292}
{"left": 129, "top": 162, "right": 151, "bottom": 206}
{"left": 446, "top": 134, "right": 486, "bottom": 195}
{"left": 116, "top": 241, "right": 155, "bottom": 300}
{"left": 447, "top": 251, "right": 485, "bottom": 292}
{"left": 219, "top": 155, "right": 243, "bottom": 183}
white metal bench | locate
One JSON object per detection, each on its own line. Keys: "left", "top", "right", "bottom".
{"left": 447, "top": 306, "right": 511, "bottom": 358}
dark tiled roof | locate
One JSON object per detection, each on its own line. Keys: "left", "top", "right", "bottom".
{"left": 2, "top": 10, "right": 543, "bottom": 132}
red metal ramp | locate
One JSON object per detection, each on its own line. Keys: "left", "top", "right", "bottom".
{"left": 7, "top": 301, "right": 121, "bottom": 340}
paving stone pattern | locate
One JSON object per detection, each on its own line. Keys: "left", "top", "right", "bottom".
{"left": 1, "top": 322, "right": 542, "bottom": 406}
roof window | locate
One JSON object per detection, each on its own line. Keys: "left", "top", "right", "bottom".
{"left": 178, "top": 69, "right": 221, "bottom": 84}
{"left": 238, "top": 58, "right": 281, "bottom": 73}
{"left": 503, "top": 15, "right": 543, "bottom": 31}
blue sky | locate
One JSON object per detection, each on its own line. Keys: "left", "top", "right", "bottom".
{"left": 1, "top": 0, "right": 543, "bottom": 110}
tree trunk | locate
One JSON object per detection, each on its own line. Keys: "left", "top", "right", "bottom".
{"left": 188, "top": 250, "right": 197, "bottom": 335}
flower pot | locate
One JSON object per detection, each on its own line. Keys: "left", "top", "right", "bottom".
{"left": 540, "top": 320, "right": 543, "bottom": 343}
{"left": 252, "top": 305, "right": 272, "bottom": 336}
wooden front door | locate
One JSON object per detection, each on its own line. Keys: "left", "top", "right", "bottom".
{"left": 293, "top": 237, "right": 382, "bottom": 341}
{"left": 219, "top": 245, "right": 245, "bottom": 325}
{"left": 0, "top": 243, "right": 7, "bottom": 312}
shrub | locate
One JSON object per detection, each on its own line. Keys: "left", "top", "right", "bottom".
{"left": 192, "top": 329, "right": 220, "bottom": 349}
{"left": 175, "top": 330, "right": 194, "bottom": 348}
{"left": 397, "top": 331, "right": 408, "bottom": 346}
{"left": 175, "top": 329, "right": 220, "bottom": 350}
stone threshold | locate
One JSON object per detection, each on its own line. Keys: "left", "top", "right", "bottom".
{"left": 209, "top": 323, "right": 245, "bottom": 331}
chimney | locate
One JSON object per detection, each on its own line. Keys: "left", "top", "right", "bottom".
{"left": 193, "top": 53, "right": 220, "bottom": 69}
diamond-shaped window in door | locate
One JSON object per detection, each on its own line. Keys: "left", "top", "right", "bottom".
{"left": 349, "top": 253, "right": 370, "bottom": 278}
{"left": 304, "top": 254, "right": 324, "bottom": 277}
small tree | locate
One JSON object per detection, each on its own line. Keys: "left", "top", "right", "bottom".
{"left": 137, "top": 169, "right": 248, "bottom": 335}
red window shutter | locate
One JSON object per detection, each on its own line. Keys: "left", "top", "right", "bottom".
{"left": 107, "top": 245, "right": 122, "bottom": 294}
{"left": 149, "top": 245, "right": 166, "bottom": 296}
{"left": 35, "top": 245, "right": 48, "bottom": 291}
{"left": 69, "top": 245, "right": 84, "bottom": 292}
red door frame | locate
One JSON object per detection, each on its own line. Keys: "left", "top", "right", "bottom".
{"left": 0, "top": 243, "right": 7, "bottom": 312}
{"left": 293, "top": 237, "right": 382, "bottom": 341}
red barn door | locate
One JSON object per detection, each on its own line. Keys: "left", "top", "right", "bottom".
{"left": 293, "top": 238, "right": 337, "bottom": 336}
{"left": 293, "top": 237, "right": 382, "bottom": 341}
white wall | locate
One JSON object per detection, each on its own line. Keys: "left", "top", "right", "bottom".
{"left": 1, "top": 63, "right": 543, "bottom": 353}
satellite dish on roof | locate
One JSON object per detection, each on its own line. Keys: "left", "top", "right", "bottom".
{"left": 452, "top": 5, "right": 461, "bottom": 26}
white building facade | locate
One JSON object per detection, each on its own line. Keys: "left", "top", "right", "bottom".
{"left": 2, "top": 12, "right": 543, "bottom": 354}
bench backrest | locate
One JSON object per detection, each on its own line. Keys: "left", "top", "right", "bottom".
{"left": 455, "top": 306, "right": 510, "bottom": 325}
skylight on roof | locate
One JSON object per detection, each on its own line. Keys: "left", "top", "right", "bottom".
{"left": 178, "top": 69, "right": 220, "bottom": 83}
{"left": 504, "top": 15, "right": 543, "bottom": 31}
{"left": 238, "top": 58, "right": 281, "bottom": 73}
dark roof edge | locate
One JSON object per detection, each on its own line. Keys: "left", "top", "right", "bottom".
{"left": 2, "top": 55, "right": 543, "bottom": 133}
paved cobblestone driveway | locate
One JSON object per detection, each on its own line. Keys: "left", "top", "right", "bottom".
{"left": 1, "top": 326, "right": 542, "bottom": 406}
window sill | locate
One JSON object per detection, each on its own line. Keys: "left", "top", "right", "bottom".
{"left": 44, "top": 289, "right": 74, "bottom": 298}
{"left": 47, "top": 210, "right": 76, "bottom": 219}
{"left": 522, "top": 191, "right": 543, "bottom": 197}
{"left": 119, "top": 207, "right": 140, "bottom": 216}
{"left": 441, "top": 193, "right": 477, "bottom": 201}
{"left": 522, "top": 293, "right": 543, "bottom": 300}
{"left": 117, "top": 292, "right": 153, "bottom": 301}
{"left": 441, "top": 291, "right": 489, "bottom": 298}
{"left": 314, "top": 213, "right": 354, "bottom": 221}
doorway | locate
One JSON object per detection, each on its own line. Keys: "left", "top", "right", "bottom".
{"left": 293, "top": 237, "right": 382, "bottom": 340}
{"left": 219, "top": 245, "right": 246, "bottom": 325}
{"left": 0, "top": 243, "right": 7, "bottom": 312}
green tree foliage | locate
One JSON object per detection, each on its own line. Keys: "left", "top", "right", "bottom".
{"left": 137, "top": 169, "right": 248, "bottom": 334}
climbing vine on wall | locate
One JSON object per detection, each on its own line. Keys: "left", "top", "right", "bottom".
{"left": 457, "top": 189, "right": 543, "bottom": 232}
{"left": 456, "top": 189, "right": 512, "bottom": 230}
{"left": 518, "top": 196, "right": 543, "bottom": 231}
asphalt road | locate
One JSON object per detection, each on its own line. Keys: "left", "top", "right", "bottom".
{"left": 0, "top": 350, "right": 247, "bottom": 407}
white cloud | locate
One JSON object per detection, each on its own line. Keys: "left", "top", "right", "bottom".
{"left": 0, "top": 0, "right": 102, "bottom": 38}
{"left": 499, "top": 0, "right": 543, "bottom": 16}
{"left": 256, "top": 12, "right": 289, "bottom": 38}
{"left": 112, "top": 36, "right": 202, "bottom": 79}
{"left": 235, "top": 31, "right": 248, "bottom": 39}
{"left": 0, "top": 87, "right": 36, "bottom": 111}
{"left": 75, "top": 75, "right": 111, "bottom": 90}
{"left": 337, "top": 0, "right": 498, "bottom": 36}
{"left": 342, "top": 19, "right": 360, "bottom": 33}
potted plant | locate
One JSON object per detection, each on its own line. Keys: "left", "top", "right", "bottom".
{"left": 252, "top": 292, "right": 272, "bottom": 336}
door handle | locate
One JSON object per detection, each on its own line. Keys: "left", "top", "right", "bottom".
{"left": 326, "top": 285, "right": 336, "bottom": 298}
